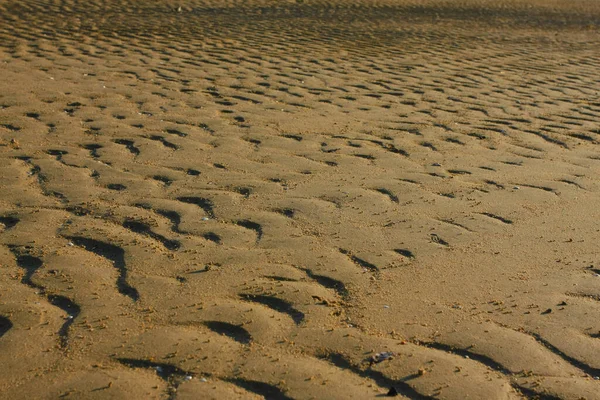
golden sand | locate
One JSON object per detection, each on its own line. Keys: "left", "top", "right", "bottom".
{"left": 1, "top": 0, "right": 600, "bottom": 398}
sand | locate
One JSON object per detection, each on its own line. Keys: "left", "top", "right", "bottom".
{"left": 1, "top": 0, "right": 600, "bottom": 398}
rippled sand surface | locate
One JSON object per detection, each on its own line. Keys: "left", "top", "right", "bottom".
{"left": 1, "top": 0, "right": 600, "bottom": 398}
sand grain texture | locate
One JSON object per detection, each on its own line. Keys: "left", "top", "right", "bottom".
{"left": 1, "top": 0, "right": 600, "bottom": 398}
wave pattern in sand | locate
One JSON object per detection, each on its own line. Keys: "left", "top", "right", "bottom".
{"left": 1, "top": 1, "right": 600, "bottom": 398}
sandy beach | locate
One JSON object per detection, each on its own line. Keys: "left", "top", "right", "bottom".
{"left": 1, "top": 0, "right": 600, "bottom": 398}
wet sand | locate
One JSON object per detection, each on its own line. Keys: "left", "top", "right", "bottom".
{"left": 1, "top": 0, "right": 600, "bottom": 398}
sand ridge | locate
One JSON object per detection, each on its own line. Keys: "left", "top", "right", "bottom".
{"left": 1, "top": 0, "right": 600, "bottom": 398}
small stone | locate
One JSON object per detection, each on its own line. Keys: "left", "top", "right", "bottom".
{"left": 369, "top": 351, "right": 395, "bottom": 365}
{"left": 387, "top": 387, "right": 399, "bottom": 397}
